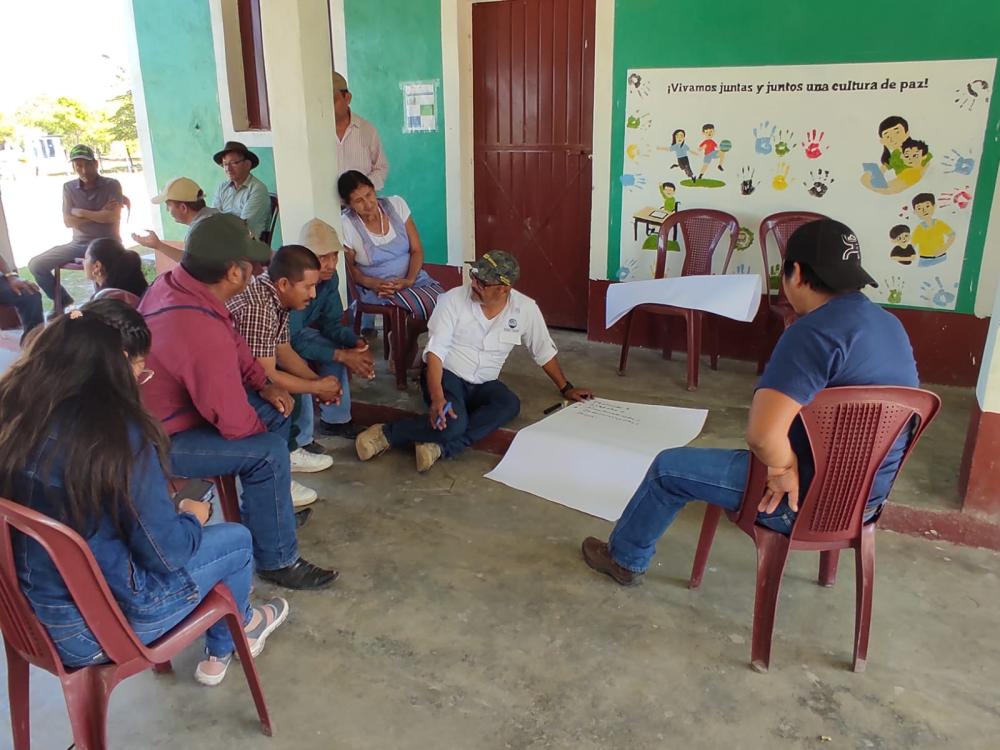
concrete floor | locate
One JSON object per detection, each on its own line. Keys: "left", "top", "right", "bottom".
{"left": 3, "top": 331, "right": 998, "bottom": 749}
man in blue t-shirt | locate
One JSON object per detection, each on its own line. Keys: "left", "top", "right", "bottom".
{"left": 582, "top": 218, "right": 919, "bottom": 586}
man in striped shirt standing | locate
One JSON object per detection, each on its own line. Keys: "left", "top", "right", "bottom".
{"left": 333, "top": 72, "right": 389, "bottom": 190}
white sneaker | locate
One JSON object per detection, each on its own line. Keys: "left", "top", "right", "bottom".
{"left": 290, "top": 480, "right": 318, "bottom": 508}
{"left": 290, "top": 447, "right": 333, "bottom": 473}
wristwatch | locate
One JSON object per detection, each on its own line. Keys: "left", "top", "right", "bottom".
{"left": 560, "top": 381, "right": 574, "bottom": 395}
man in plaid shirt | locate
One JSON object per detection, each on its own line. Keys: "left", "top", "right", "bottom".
{"left": 228, "top": 245, "right": 343, "bottom": 484}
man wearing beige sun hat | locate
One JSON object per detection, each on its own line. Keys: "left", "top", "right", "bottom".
{"left": 288, "top": 219, "right": 376, "bottom": 452}
{"left": 131, "top": 176, "right": 220, "bottom": 262}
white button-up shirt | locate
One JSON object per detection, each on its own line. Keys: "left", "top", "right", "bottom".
{"left": 337, "top": 112, "right": 389, "bottom": 190}
{"left": 423, "top": 285, "right": 558, "bottom": 384}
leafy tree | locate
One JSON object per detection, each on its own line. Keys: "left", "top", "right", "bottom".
{"left": 17, "top": 96, "right": 92, "bottom": 147}
{"left": 107, "top": 90, "right": 138, "bottom": 152}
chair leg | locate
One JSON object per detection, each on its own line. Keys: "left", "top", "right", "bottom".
{"left": 60, "top": 667, "right": 114, "bottom": 750}
{"left": 225, "top": 612, "right": 273, "bottom": 736}
{"left": 853, "top": 524, "right": 876, "bottom": 672}
{"left": 818, "top": 550, "right": 840, "bottom": 587}
{"left": 661, "top": 316, "right": 672, "bottom": 360}
{"left": 390, "top": 309, "right": 407, "bottom": 391}
{"left": 617, "top": 311, "right": 635, "bottom": 375}
{"left": 5, "top": 641, "right": 30, "bottom": 750}
{"left": 153, "top": 662, "right": 173, "bottom": 674}
{"left": 382, "top": 314, "right": 391, "bottom": 361}
{"left": 749, "top": 530, "right": 791, "bottom": 673}
{"left": 53, "top": 267, "right": 63, "bottom": 314}
{"left": 352, "top": 307, "right": 362, "bottom": 336}
{"left": 689, "top": 505, "right": 722, "bottom": 589}
{"left": 685, "top": 311, "right": 702, "bottom": 391}
{"left": 709, "top": 315, "right": 719, "bottom": 371}
{"left": 213, "top": 476, "right": 241, "bottom": 524}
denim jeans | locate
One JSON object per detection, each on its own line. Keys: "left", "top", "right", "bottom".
{"left": 169, "top": 390, "right": 298, "bottom": 571}
{"left": 52, "top": 523, "right": 254, "bottom": 666}
{"left": 383, "top": 369, "right": 520, "bottom": 458}
{"left": 608, "top": 448, "right": 796, "bottom": 573}
{"left": 0, "top": 276, "right": 44, "bottom": 342}
{"left": 27, "top": 238, "right": 91, "bottom": 305}
{"left": 294, "top": 361, "right": 352, "bottom": 447}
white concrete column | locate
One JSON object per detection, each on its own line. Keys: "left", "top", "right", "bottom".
{"left": 0, "top": 190, "right": 13, "bottom": 269}
{"left": 259, "top": 0, "right": 341, "bottom": 242}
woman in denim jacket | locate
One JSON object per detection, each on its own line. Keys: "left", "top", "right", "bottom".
{"left": 0, "top": 298, "right": 289, "bottom": 686}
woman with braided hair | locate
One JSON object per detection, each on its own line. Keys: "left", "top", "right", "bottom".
{"left": 0, "top": 298, "right": 289, "bottom": 686}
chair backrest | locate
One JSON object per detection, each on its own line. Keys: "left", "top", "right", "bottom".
{"left": 758, "top": 211, "right": 827, "bottom": 304}
{"left": 0, "top": 498, "right": 148, "bottom": 671}
{"left": 781, "top": 387, "right": 941, "bottom": 545}
{"left": 655, "top": 208, "right": 739, "bottom": 279}
{"left": 260, "top": 193, "right": 280, "bottom": 246}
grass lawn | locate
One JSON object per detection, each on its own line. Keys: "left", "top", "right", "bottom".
{"left": 17, "top": 258, "right": 158, "bottom": 315}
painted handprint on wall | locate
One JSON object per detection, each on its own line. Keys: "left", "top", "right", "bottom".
{"left": 884, "top": 276, "right": 904, "bottom": 305}
{"left": 801, "top": 130, "right": 826, "bottom": 159}
{"left": 738, "top": 166, "right": 758, "bottom": 196}
{"left": 941, "top": 149, "right": 975, "bottom": 176}
{"left": 620, "top": 173, "right": 647, "bottom": 190}
{"left": 626, "top": 112, "right": 650, "bottom": 130}
{"left": 627, "top": 72, "right": 650, "bottom": 98}
{"left": 772, "top": 163, "right": 791, "bottom": 191}
{"left": 735, "top": 227, "right": 754, "bottom": 251}
{"left": 753, "top": 121, "right": 776, "bottom": 155}
{"left": 773, "top": 130, "right": 795, "bottom": 157}
{"left": 806, "top": 169, "right": 834, "bottom": 198}
{"left": 920, "top": 277, "right": 958, "bottom": 309}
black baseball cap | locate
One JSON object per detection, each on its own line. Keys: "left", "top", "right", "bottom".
{"left": 785, "top": 219, "right": 878, "bottom": 291}
{"left": 184, "top": 212, "right": 272, "bottom": 263}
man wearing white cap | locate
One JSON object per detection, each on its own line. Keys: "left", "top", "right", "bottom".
{"left": 333, "top": 72, "right": 388, "bottom": 190}
{"left": 132, "top": 176, "right": 219, "bottom": 262}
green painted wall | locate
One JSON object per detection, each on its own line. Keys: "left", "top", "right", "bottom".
{"left": 607, "top": 0, "right": 1000, "bottom": 314}
{"left": 342, "top": 0, "right": 448, "bottom": 264}
{"left": 132, "top": 0, "right": 277, "bottom": 244}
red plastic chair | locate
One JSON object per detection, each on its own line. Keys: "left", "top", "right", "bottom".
{"left": 346, "top": 271, "right": 426, "bottom": 391}
{"left": 617, "top": 208, "right": 739, "bottom": 390}
{"left": 756, "top": 211, "right": 828, "bottom": 373}
{"left": 688, "top": 386, "right": 941, "bottom": 673}
{"left": 0, "top": 497, "right": 272, "bottom": 749}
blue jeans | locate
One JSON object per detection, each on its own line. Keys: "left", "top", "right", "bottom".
{"left": 383, "top": 369, "right": 520, "bottom": 458}
{"left": 169, "top": 390, "right": 298, "bottom": 571}
{"left": 608, "top": 448, "right": 796, "bottom": 573}
{"left": 27, "top": 238, "right": 91, "bottom": 305}
{"left": 294, "top": 361, "right": 352, "bottom": 447}
{"left": 53, "top": 523, "right": 254, "bottom": 665}
{"left": 0, "top": 276, "right": 44, "bottom": 342}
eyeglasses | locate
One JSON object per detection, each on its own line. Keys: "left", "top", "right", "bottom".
{"left": 137, "top": 369, "right": 155, "bottom": 385}
{"left": 470, "top": 273, "right": 503, "bottom": 289}
{"left": 221, "top": 158, "right": 245, "bottom": 168}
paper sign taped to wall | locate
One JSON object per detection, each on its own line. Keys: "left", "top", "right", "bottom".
{"left": 605, "top": 273, "right": 761, "bottom": 328}
{"left": 485, "top": 398, "right": 708, "bottom": 521}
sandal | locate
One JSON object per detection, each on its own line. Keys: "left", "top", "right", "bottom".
{"left": 245, "top": 597, "right": 290, "bottom": 658}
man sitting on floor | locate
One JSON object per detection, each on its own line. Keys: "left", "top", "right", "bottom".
{"left": 227, "top": 242, "right": 344, "bottom": 474}
{"left": 356, "top": 250, "right": 594, "bottom": 472}
{"left": 28, "top": 145, "right": 123, "bottom": 315}
{"left": 290, "top": 219, "right": 375, "bottom": 446}
{"left": 580, "top": 218, "right": 919, "bottom": 586}
{"left": 131, "top": 176, "right": 219, "bottom": 262}
{"left": 139, "top": 212, "right": 338, "bottom": 590}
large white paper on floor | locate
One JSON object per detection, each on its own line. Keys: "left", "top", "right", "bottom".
{"left": 485, "top": 398, "right": 708, "bottom": 521}
{"left": 605, "top": 274, "right": 761, "bottom": 328}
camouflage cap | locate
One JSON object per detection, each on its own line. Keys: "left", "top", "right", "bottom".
{"left": 466, "top": 250, "right": 520, "bottom": 286}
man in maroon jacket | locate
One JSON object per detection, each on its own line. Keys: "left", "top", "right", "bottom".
{"left": 139, "top": 213, "right": 337, "bottom": 590}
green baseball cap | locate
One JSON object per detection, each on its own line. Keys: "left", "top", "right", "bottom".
{"left": 68, "top": 144, "right": 97, "bottom": 162}
{"left": 466, "top": 250, "right": 520, "bottom": 286}
{"left": 184, "top": 212, "right": 272, "bottom": 263}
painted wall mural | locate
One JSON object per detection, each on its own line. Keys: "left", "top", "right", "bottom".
{"left": 619, "top": 59, "right": 996, "bottom": 311}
